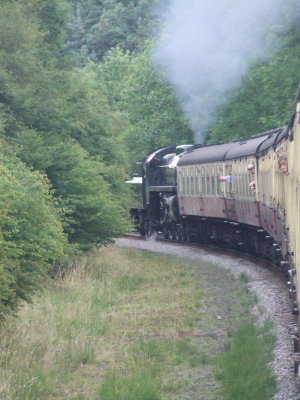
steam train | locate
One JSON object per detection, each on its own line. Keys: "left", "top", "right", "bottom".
{"left": 127, "top": 86, "right": 300, "bottom": 370}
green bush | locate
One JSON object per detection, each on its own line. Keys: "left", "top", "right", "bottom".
{"left": 0, "top": 141, "right": 68, "bottom": 316}
{"left": 44, "top": 138, "right": 129, "bottom": 249}
{"left": 217, "top": 321, "right": 276, "bottom": 400}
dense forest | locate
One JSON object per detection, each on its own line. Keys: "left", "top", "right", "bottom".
{"left": 0, "top": 0, "right": 299, "bottom": 316}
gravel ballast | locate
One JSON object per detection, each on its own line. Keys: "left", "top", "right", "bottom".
{"left": 115, "top": 237, "right": 300, "bottom": 400}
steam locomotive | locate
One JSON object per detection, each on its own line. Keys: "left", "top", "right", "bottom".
{"left": 127, "top": 87, "right": 300, "bottom": 370}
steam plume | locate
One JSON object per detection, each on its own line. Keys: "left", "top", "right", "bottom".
{"left": 152, "top": 0, "right": 288, "bottom": 143}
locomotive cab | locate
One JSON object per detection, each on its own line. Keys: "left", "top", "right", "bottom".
{"left": 127, "top": 144, "right": 195, "bottom": 236}
{"left": 126, "top": 175, "right": 145, "bottom": 234}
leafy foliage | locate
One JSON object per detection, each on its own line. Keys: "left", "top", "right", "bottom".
{"left": 44, "top": 139, "right": 129, "bottom": 248}
{"left": 21, "top": 0, "right": 71, "bottom": 52}
{"left": 89, "top": 45, "right": 193, "bottom": 165}
{"left": 0, "top": 1, "right": 130, "bottom": 250}
{"left": 118, "top": 46, "right": 193, "bottom": 156}
{"left": 0, "top": 141, "right": 68, "bottom": 316}
{"left": 0, "top": 0, "right": 299, "bottom": 319}
{"left": 0, "top": 0, "right": 131, "bottom": 314}
{"left": 66, "top": 0, "right": 160, "bottom": 63}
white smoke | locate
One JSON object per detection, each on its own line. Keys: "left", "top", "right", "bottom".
{"left": 152, "top": 0, "right": 288, "bottom": 143}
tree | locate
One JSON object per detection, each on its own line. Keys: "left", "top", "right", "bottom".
{"left": 20, "top": 0, "right": 71, "bottom": 52}
{"left": 44, "top": 139, "right": 129, "bottom": 249}
{"left": 11, "top": 131, "right": 129, "bottom": 249}
{"left": 207, "top": 25, "right": 300, "bottom": 142}
{"left": 88, "top": 45, "right": 193, "bottom": 167}
{"left": 0, "top": 140, "right": 68, "bottom": 317}
{"left": 66, "top": 0, "right": 160, "bottom": 62}
{"left": 0, "top": 1, "right": 130, "bottom": 250}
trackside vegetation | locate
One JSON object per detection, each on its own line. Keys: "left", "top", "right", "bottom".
{"left": 0, "top": 142, "right": 68, "bottom": 316}
{"left": 0, "top": 0, "right": 132, "bottom": 316}
{"left": 0, "top": 0, "right": 192, "bottom": 315}
{"left": 217, "top": 321, "right": 276, "bottom": 400}
{"left": 0, "top": 247, "right": 276, "bottom": 399}
{"left": 0, "top": 0, "right": 299, "bottom": 315}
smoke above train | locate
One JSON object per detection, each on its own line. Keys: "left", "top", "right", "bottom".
{"left": 152, "top": 0, "right": 288, "bottom": 143}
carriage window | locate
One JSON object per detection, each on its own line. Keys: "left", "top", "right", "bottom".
{"left": 185, "top": 172, "right": 188, "bottom": 196}
{"left": 188, "top": 169, "right": 191, "bottom": 196}
{"left": 201, "top": 166, "right": 206, "bottom": 195}
{"left": 195, "top": 167, "right": 198, "bottom": 195}
{"left": 242, "top": 170, "right": 246, "bottom": 198}
{"left": 243, "top": 171, "right": 248, "bottom": 198}
{"left": 216, "top": 165, "right": 222, "bottom": 195}
{"left": 211, "top": 175, "right": 216, "bottom": 196}
{"left": 225, "top": 165, "right": 232, "bottom": 196}
{"left": 182, "top": 169, "right": 186, "bottom": 195}
{"left": 191, "top": 175, "right": 195, "bottom": 195}
{"left": 211, "top": 165, "right": 216, "bottom": 196}
{"left": 216, "top": 166, "right": 221, "bottom": 195}
{"left": 235, "top": 164, "right": 242, "bottom": 198}
{"left": 186, "top": 170, "right": 191, "bottom": 195}
{"left": 217, "top": 178, "right": 221, "bottom": 195}
{"left": 206, "top": 165, "right": 211, "bottom": 195}
{"left": 234, "top": 165, "right": 241, "bottom": 197}
{"left": 185, "top": 169, "right": 188, "bottom": 196}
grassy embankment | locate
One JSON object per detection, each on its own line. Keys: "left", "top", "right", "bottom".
{"left": 0, "top": 246, "right": 276, "bottom": 400}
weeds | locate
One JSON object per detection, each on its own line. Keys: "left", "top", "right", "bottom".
{"left": 98, "top": 366, "right": 162, "bottom": 400}
{"left": 131, "top": 337, "right": 210, "bottom": 367}
{"left": 239, "top": 272, "right": 251, "bottom": 283}
{"left": 217, "top": 320, "right": 276, "bottom": 400}
{"left": 0, "top": 246, "right": 276, "bottom": 400}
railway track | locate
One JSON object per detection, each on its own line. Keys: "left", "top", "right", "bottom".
{"left": 126, "top": 231, "right": 297, "bottom": 328}
{"left": 117, "top": 233, "right": 300, "bottom": 399}
{"left": 125, "top": 230, "right": 298, "bottom": 336}
{"left": 126, "top": 231, "right": 287, "bottom": 281}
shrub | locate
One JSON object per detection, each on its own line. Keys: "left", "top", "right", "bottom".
{"left": 0, "top": 141, "right": 68, "bottom": 316}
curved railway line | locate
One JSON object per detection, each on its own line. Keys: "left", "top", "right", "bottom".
{"left": 124, "top": 86, "right": 300, "bottom": 399}
{"left": 127, "top": 231, "right": 287, "bottom": 280}
{"left": 116, "top": 233, "right": 300, "bottom": 400}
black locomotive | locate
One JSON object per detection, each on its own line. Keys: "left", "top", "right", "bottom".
{"left": 127, "top": 144, "right": 195, "bottom": 239}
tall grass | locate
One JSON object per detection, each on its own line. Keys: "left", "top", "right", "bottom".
{"left": 217, "top": 320, "right": 277, "bottom": 400}
{"left": 97, "top": 337, "right": 212, "bottom": 400}
{"left": 98, "top": 366, "right": 162, "bottom": 400}
{"left": 0, "top": 246, "right": 277, "bottom": 399}
{"left": 0, "top": 247, "right": 204, "bottom": 399}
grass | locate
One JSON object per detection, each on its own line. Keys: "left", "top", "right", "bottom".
{"left": 239, "top": 272, "right": 252, "bottom": 283}
{"left": 97, "top": 366, "right": 162, "bottom": 400}
{"left": 0, "top": 246, "right": 276, "bottom": 399}
{"left": 131, "top": 337, "right": 210, "bottom": 367}
{"left": 217, "top": 320, "right": 277, "bottom": 400}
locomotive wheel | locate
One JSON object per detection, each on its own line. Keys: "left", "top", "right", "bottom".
{"left": 183, "top": 226, "right": 191, "bottom": 243}
{"left": 170, "top": 223, "right": 177, "bottom": 240}
{"left": 163, "top": 225, "right": 170, "bottom": 239}
{"left": 144, "top": 220, "right": 154, "bottom": 237}
{"left": 175, "top": 224, "right": 183, "bottom": 241}
{"left": 138, "top": 211, "right": 147, "bottom": 237}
